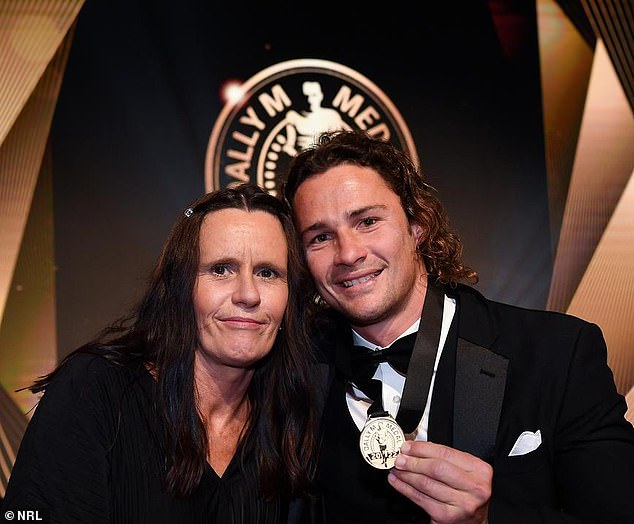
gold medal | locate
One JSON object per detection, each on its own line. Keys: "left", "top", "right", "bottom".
{"left": 359, "top": 412, "right": 405, "bottom": 469}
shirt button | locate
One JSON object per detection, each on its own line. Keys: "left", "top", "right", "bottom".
{"left": 393, "top": 395, "right": 401, "bottom": 404}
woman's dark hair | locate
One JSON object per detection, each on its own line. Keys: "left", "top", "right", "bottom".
{"left": 282, "top": 128, "right": 477, "bottom": 287}
{"left": 29, "top": 183, "right": 317, "bottom": 498}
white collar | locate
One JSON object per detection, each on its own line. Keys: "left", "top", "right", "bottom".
{"left": 351, "top": 318, "right": 421, "bottom": 351}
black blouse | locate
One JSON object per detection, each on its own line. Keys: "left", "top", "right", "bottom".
{"left": 2, "top": 354, "right": 287, "bottom": 523}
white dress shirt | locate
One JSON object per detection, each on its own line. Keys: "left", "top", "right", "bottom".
{"left": 346, "top": 294, "right": 456, "bottom": 441}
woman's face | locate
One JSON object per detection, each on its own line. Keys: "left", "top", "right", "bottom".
{"left": 193, "top": 208, "right": 288, "bottom": 372}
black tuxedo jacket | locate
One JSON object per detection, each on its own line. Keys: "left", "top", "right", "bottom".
{"left": 300, "top": 284, "right": 634, "bottom": 523}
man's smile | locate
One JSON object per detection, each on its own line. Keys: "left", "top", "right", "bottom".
{"left": 338, "top": 270, "right": 383, "bottom": 288}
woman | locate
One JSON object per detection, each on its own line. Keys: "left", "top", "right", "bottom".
{"left": 2, "top": 183, "right": 317, "bottom": 523}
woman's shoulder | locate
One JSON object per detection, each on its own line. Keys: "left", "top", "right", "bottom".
{"left": 54, "top": 350, "right": 127, "bottom": 378}
{"left": 44, "top": 350, "right": 149, "bottom": 401}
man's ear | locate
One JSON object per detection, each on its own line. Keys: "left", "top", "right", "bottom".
{"left": 409, "top": 220, "right": 425, "bottom": 245}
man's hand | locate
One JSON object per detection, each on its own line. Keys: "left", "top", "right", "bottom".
{"left": 387, "top": 440, "right": 492, "bottom": 524}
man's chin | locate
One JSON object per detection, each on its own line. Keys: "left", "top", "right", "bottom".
{"left": 338, "top": 304, "right": 386, "bottom": 327}
{"left": 320, "top": 291, "right": 385, "bottom": 321}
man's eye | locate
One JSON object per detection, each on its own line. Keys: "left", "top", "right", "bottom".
{"left": 361, "top": 217, "right": 377, "bottom": 227}
{"left": 312, "top": 233, "right": 329, "bottom": 244}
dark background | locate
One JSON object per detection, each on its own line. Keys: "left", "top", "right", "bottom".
{"left": 51, "top": 0, "right": 550, "bottom": 355}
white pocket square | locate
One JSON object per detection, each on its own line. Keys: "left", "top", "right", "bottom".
{"left": 509, "top": 430, "right": 542, "bottom": 456}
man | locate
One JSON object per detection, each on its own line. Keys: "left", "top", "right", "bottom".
{"left": 282, "top": 129, "right": 634, "bottom": 523}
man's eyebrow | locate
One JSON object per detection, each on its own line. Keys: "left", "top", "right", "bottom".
{"left": 299, "top": 205, "right": 387, "bottom": 237}
{"left": 299, "top": 221, "right": 326, "bottom": 238}
{"left": 348, "top": 204, "right": 386, "bottom": 219}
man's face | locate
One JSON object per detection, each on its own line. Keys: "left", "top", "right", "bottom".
{"left": 293, "top": 165, "right": 427, "bottom": 344}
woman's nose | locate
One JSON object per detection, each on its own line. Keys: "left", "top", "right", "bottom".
{"left": 232, "top": 273, "right": 261, "bottom": 306}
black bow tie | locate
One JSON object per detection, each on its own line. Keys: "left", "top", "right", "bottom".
{"left": 348, "top": 332, "right": 418, "bottom": 387}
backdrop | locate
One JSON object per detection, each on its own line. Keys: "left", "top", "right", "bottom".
{"left": 1, "top": 0, "right": 633, "bottom": 495}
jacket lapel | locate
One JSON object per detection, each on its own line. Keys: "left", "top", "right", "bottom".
{"left": 449, "top": 284, "right": 508, "bottom": 463}
{"left": 453, "top": 338, "right": 507, "bottom": 462}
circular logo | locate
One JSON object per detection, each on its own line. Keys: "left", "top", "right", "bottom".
{"left": 206, "top": 59, "right": 417, "bottom": 195}
{"left": 359, "top": 414, "right": 405, "bottom": 469}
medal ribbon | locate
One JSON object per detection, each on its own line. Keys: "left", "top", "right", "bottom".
{"left": 396, "top": 282, "right": 444, "bottom": 434}
{"left": 356, "top": 282, "right": 444, "bottom": 434}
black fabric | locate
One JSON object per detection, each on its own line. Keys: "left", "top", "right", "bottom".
{"left": 349, "top": 333, "right": 418, "bottom": 377}
{"left": 1, "top": 353, "right": 287, "bottom": 523}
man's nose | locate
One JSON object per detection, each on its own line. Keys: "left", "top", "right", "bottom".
{"left": 333, "top": 230, "right": 367, "bottom": 266}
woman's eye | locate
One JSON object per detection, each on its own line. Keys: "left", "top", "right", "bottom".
{"left": 258, "top": 268, "right": 277, "bottom": 279}
{"left": 212, "top": 264, "right": 228, "bottom": 276}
